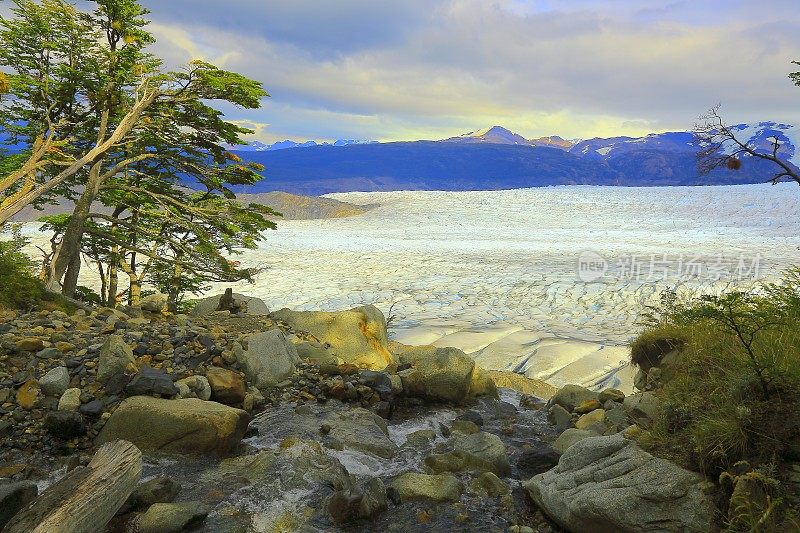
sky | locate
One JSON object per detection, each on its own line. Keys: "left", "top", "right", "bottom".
{"left": 7, "top": 1, "right": 800, "bottom": 143}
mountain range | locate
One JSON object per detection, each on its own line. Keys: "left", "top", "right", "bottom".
{"left": 228, "top": 123, "right": 800, "bottom": 195}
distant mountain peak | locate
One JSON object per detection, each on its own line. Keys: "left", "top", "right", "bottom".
{"left": 228, "top": 138, "right": 377, "bottom": 152}
{"left": 445, "top": 126, "right": 576, "bottom": 150}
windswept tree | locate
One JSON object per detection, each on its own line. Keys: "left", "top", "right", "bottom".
{"left": 0, "top": 0, "right": 275, "bottom": 298}
{"left": 695, "top": 62, "right": 800, "bottom": 185}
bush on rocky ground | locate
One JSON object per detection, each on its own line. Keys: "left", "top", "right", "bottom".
{"left": 631, "top": 268, "right": 800, "bottom": 531}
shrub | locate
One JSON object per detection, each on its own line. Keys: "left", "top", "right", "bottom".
{"left": 632, "top": 269, "right": 800, "bottom": 529}
{"left": 0, "top": 224, "right": 44, "bottom": 310}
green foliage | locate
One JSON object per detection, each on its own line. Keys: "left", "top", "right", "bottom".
{"left": 0, "top": 223, "right": 43, "bottom": 309}
{"left": 633, "top": 269, "right": 800, "bottom": 528}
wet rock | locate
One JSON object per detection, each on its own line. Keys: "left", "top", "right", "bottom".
{"left": 391, "top": 472, "right": 463, "bottom": 502}
{"left": 524, "top": 433, "right": 715, "bottom": 533}
{"left": 456, "top": 410, "right": 484, "bottom": 427}
{"left": 98, "top": 335, "right": 137, "bottom": 385}
{"left": 405, "top": 429, "right": 437, "bottom": 447}
{"left": 0, "top": 481, "right": 38, "bottom": 529}
{"left": 125, "top": 367, "right": 178, "bottom": 397}
{"left": 425, "top": 431, "right": 511, "bottom": 477}
{"left": 122, "top": 476, "right": 181, "bottom": 513}
{"left": 517, "top": 445, "right": 561, "bottom": 478}
{"left": 327, "top": 490, "right": 362, "bottom": 525}
{"left": 242, "top": 329, "right": 299, "bottom": 389}
{"left": 35, "top": 347, "right": 61, "bottom": 359}
{"left": 468, "top": 471, "right": 510, "bottom": 497}
{"left": 97, "top": 397, "right": 249, "bottom": 454}
{"left": 205, "top": 368, "right": 245, "bottom": 405}
{"left": 358, "top": 478, "right": 388, "bottom": 519}
{"left": 57, "top": 388, "right": 82, "bottom": 411}
{"left": 44, "top": 411, "right": 86, "bottom": 439}
{"left": 136, "top": 502, "right": 210, "bottom": 533}
{"left": 451, "top": 419, "right": 481, "bottom": 435}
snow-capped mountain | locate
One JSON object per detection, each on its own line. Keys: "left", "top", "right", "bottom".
{"left": 443, "top": 126, "right": 576, "bottom": 150}
{"left": 230, "top": 139, "right": 377, "bottom": 152}
{"left": 570, "top": 122, "right": 800, "bottom": 167}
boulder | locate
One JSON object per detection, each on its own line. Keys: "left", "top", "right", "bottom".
{"left": 524, "top": 433, "right": 715, "bottom": 533}
{"left": 425, "top": 431, "right": 511, "bottom": 477}
{"left": 16, "top": 338, "right": 44, "bottom": 352}
{"left": 191, "top": 292, "right": 270, "bottom": 316}
{"left": 122, "top": 476, "right": 181, "bottom": 513}
{"left": 397, "top": 345, "right": 484, "bottom": 404}
{"left": 57, "top": 388, "right": 82, "bottom": 411}
{"left": 553, "top": 428, "right": 596, "bottom": 454}
{"left": 124, "top": 367, "right": 178, "bottom": 397}
{"left": 599, "top": 388, "right": 626, "bottom": 403}
{"left": 205, "top": 368, "right": 245, "bottom": 405}
{"left": 174, "top": 375, "right": 212, "bottom": 401}
{"left": 468, "top": 471, "right": 510, "bottom": 497}
{"left": 623, "top": 391, "right": 663, "bottom": 428}
{"left": 97, "top": 336, "right": 137, "bottom": 385}
{"left": 0, "top": 481, "right": 38, "bottom": 530}
{"left": 575, "top": 409, "right": 606, "bottom": 431}
{"left": 137, "top": 502, "right": 210, "bottom": 533}
{"left": 391, "top": 472, "right": 463, "bottom": 502}
{"left": 547, "top": 404, "right": 573, "bottom": 432}
{"left": 548, "top": 384, "right": 599, "bottom": 413}
{"left": 272, "top": 305, "right": 394, "bottom": 369}
{"left": 96, "top": 397, "right": 249, "bottom": 454}
{"left": 140, "top": 293, "right": 168, "bottom": 313}
{"left": 39, "top": 366, "right": 70, "bottom": 398}
{"left": 486, "top": 370, "right": 557, "bottom": 399}
{"left": 241, "top": 329, "right": 299, "bottom": 389}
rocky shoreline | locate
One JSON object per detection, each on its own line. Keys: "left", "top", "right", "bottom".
{"left": 0, "top": 292, "right": 715, "bottom": 532}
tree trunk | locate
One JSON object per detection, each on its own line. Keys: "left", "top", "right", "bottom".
{"left": 46, "top": 162, "right": 102, "bottom": 295}
{"left": 4, "top": 440, "right": 142, "bottom": 533}
{"left": 107, "top": 259, "right": 118, "bottom": 308}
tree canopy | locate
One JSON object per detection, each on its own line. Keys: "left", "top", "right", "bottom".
{"left": 0, "top": 0, "right": 277, "bottom": 307}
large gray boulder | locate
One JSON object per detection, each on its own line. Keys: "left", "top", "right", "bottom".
{"left": 523, "top": 433, "right": 715, "bottom": 533}
{"left": 241, "top": 329, "right": 300, "bottom": 388}
{"left": 623, "top": 391, "right": 663, "bottom": 428}
{"left": 98, "top": 335, "right": 137, "bottom": 385}
{"left": 140, "top": 293, "right": 168, "bottom": 313}
{"left": 191, "top": 292, "right": 270, "bottom": 316}
{"left": 397, "top": 345, "right": 495, "bottom": 404}
{"left": 96, "top": 397, "right": 249, "bottom": 454}
{"left": 271, "top": 305, "right": 395, "bottom": 370}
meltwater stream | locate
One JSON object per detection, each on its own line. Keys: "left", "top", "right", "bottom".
{"left": 132, "top": 389, "right": 558, "bottom": 532}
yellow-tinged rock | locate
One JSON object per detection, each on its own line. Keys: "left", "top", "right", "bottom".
{"left": 55, "top": 342, "right": 75, "bottom": 353}
{"left": 17, "top": 379, "right": 40, "bottom": 409}
{"left": 16, "top": 338, "right": 44, "bottom": 352}
{"left": 574, "top": 399, "right": 602, "bottom": 414}
{"left": 575, "top": 409, "right": 606, "bottom": 430}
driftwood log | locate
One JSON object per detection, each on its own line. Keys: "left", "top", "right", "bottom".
{"left": 5, "top": 440, "right": 142, "bottom": 533}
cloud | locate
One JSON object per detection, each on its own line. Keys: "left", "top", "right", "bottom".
{"left": 18, "top": 0, "right": 800, "bottom": 141}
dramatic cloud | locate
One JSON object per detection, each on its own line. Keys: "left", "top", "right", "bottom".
{"left": 8, "top": 1, "right": 800, "bottom": 142}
